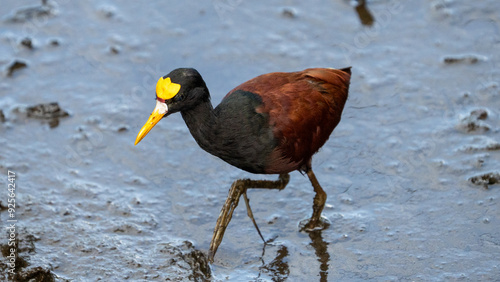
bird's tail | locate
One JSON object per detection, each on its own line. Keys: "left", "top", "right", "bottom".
{"left": 339, "top": 67, "right": 352, "bottom": 75}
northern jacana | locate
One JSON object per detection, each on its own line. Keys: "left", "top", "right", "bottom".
{"left": 135, "top": 67, "right": 351, "bottom": 262}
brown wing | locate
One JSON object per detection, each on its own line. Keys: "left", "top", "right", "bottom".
{"left": 226, "top": 68, "right": 351, "bottom": 173}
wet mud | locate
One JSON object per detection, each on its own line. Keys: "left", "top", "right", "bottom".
{"left": 469, "top": 171, "right": 500, "bottom": 188}
{"left": 2, "top": 2, "right": 55, "bottom": 24}
{"left": 1, "top": 0, "right": 500, "bottom": 281}
{"left": 0, "top": 231, "right": 55, "bottom": 281}
{"left": 25, "top": 102, "right": 69, "bottom": 128}
{"left": 0, "top": 110, "right": 5, "bottom": 123}
{"left": 5, "top": 60, "right": 28, "bottom": 77}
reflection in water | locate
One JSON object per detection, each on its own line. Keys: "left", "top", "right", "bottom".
{"left": 258, "top": 244, "right": 290, "bottom": 281}
{"left": 354, "top": 0, "right": 375, "bottom": 26}
{"left": 256, "top": 230, "right": 330, "bottom": 281}
{"left": 309, "top": 230, "right": 330, "bottom": 282}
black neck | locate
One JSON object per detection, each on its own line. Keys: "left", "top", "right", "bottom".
{"left": 180, "top": 97, "right": 218, "bottom": 154}
{"left": 178, "top": 88, "right": 273, "bottom": 174}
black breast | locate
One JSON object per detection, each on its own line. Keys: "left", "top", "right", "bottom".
{"left": 209, "top": 90, "right": 277, "bottom": 173}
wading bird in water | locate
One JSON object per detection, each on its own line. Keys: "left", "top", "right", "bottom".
{"left": 135, "top": 67, "right": 351, "bottom": 262}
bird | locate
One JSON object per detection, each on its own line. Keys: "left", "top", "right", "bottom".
{"left": 135, "top": 67, "right": 351, "bottom": 262}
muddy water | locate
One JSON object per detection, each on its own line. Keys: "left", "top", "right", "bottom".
{"left": 1, "top": 0, "right": 499, "bottom": 281}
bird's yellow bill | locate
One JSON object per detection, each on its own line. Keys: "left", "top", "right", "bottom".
{"left": 135, "top": 100, "right": 168, "bottom": 145}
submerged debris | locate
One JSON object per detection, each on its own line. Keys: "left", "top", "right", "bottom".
{"left": 97, "top": 4, "right": 117, "bottom": 18}
{"left": 442, "top": 54, "right": 487, "bottom": 64}
{"left": 469, "top": 171, "right": 500, "bottom": 188}
{"left": 470, "top": 109, "right": 488, "bottom": 120}
{"left": 3, "top": 3, "right": 55, "bottom": 23}
{"left": 460, "top": 136, "right": 500, "bottom": 152}
{"left": 281, "top": 7, "right": 297, "bottom": 19}
{"left": 6, "top": 60, "right": 28, "bottom": 77}
{"left": 109, "top": 45, "right": 121, "bottom": 54}
{"left": 0, "top": 109, "right": 5, "bottom": 123}
{"left": 20, "top": 37, "right": 34, "bottom": 49}
{"left": 117, "top": 125, "right": 128, "bottom": 132}
{"left": 456, "top": 108, "right": 491, "bottom": 133}
{"left": 27, "top": 102, "right": 69, "bottom": 119}
{"left": 49, "top": 38, "right": 60, "bottom": 46}
{"left": 26, "top": 102, "right": 69, "bottom": 128}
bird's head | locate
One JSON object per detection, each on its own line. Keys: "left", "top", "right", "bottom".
{"left": 134, "top": 68, "right": 208, "bottom": 145}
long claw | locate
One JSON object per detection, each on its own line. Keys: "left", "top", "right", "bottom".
{"left": 242, "top": 191, "right": 266, "bottom": 243}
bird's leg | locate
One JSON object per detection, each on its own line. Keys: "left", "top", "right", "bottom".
{"left": 304, "top": 168, "right": 328, "bottom": 231}
{"left": 242, "top": 191, "right": 266, "bottom": 243}
{"left": 208, "top": 173, "right": 290, "bottom": 263}
{"left": 208, "top": 180, "right": 243, "bottom": 262}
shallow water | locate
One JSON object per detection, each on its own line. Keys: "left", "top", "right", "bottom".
{"left": 1, "top": 0, "right": 499, "bottom": 281}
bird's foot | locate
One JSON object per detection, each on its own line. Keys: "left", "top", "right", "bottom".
{"left": 299, "top": 215, "right": 331, "bottom": 232}
{"left": 208, "top": 180, "right": 246, "bottom": 263}
{"left": 208, "top": 174, "right": 290, "bottom": 263}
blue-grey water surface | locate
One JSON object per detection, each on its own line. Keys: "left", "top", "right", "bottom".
{"left": 1, "top": 0, "right": 499, "bottom": 281}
